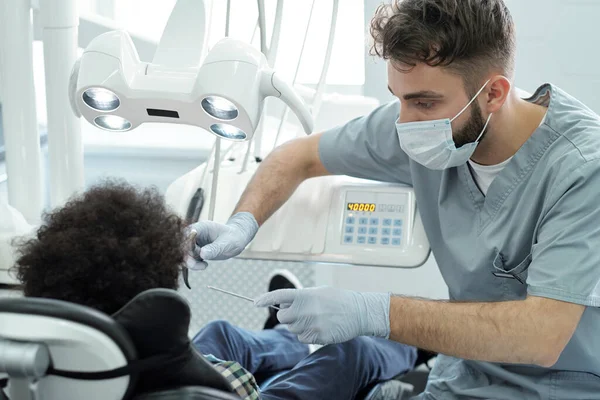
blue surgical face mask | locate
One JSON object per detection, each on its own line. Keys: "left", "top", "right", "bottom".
{"left": 395, "top": 80, "right": 492, "bottom": 170}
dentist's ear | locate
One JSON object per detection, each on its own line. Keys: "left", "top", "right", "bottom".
{"left": 485, "top": 76, "right": 511, "bottom": 114}
{"left": 260, "top": 70, "right": 315, "bottom": 135}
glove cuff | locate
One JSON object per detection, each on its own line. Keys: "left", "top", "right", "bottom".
{"left": 228, "top": 212, "right": 259, "bottom": 241}
{"left": 361, "top": 292, "right": 391, "bottom": 338}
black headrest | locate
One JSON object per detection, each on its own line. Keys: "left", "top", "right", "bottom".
{"left": 112, "top": 289, "right": 235, "bottom": 395}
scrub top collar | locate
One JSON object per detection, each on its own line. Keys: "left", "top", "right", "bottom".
{"left": 457, "top": 83, "right": 559, "bottom": 233}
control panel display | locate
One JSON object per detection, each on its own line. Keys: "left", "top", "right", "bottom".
{"left": 341, "top": 191, "right": 409, "bottom": 248}
{"left": 347, "top": 203, "right": 376, "bottom": 212}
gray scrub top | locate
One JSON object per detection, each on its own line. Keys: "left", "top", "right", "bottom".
{"left": 319, "top": 84, "right": 600, "bottom": 400}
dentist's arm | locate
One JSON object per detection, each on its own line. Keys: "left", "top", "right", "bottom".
{"left": 190, "top": 100, "right": 405, "bottom": 265}
{"left": 387, "top": 295, "right": 584, "bottom": 367}
{"left": 190, "top": 133, "right": 330, "bottom": 263}
{"left": 233, "top": 132, "right": 330, "bottom": 225}
{"left": 255, "top": 288, "right": 583, "bottom": 367}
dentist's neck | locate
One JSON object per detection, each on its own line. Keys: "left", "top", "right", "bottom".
{"left": 470, "top": 91, "right": 546, "bottom": 166}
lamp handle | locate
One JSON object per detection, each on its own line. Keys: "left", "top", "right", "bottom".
{"left": 262, "top": 71, "right": 314, "bottom": 135}
{"left": 68, "top": 58, "right": 82, "bottom": 117}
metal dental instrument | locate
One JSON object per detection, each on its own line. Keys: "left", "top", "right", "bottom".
{"left": 182, "top": 229, "right": 200, "bottom": 289}
{"left": 182, "top": 266, "right": 191, "bottom": 290}
{"left": 187, "top": 228, "right": 208, "bottom": 267}
{"left": 207, "top": 285, "right": 280, "bottom": 310}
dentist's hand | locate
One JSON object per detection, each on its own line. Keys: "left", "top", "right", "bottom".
{"left": 188, "top": 212, "right": 259, "bottom": 269}
{"left": 254, "top": 286, "right": 391, "bottom": 344}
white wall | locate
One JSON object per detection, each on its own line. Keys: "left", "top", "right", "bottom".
{"left": 363, "top": 0, "right": 396, "bottom": 104}
{"left": 506, "top": 0, "right": 600, "bottom": 113}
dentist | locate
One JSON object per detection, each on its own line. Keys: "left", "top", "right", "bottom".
{"left": 191, "top": 1, "right": 600, "bottom": 398}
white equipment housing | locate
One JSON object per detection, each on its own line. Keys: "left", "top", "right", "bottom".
{"left": 243, "top": 177, "right": 428, "bottom": 267}
{"left": 223, "top": 171, "right": 428, "bottom": 268}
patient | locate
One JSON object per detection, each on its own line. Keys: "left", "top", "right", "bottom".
{"left": 12, "top": 180, "right": 416, "bottom": 400}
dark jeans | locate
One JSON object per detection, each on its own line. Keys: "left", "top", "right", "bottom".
{"left": 192, "top": 320, "right": 417, "bottom": 400}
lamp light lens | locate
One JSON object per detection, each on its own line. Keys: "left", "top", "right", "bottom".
{"left": 201, "top": 96, "right": 239, "bottom": 120}
{"left": 94, "top": 115, "right": 132, "bottom": 131}
{"left": 82, "top": 88, "right": 121, "bottom": 111}
{"left": 210, "top": 123, "right": 247, "bottom": 140}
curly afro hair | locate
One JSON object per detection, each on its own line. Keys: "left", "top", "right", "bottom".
{"left": 12, "top": 180, "right": 186, "bottom": 315}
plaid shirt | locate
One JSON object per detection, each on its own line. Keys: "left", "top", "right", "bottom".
{"left": 204, "top": 354, "right": 260, "bottom": 400}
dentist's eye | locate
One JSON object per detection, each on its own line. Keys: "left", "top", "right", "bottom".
{"left": 415, "top": 101, "right": 435, "bottom": 109}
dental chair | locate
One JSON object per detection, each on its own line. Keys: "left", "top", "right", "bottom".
{"left": 0, "top": 289, "right": 240, "bottom": 400}
{"left": 0, "top": 289, "right": 427, "bottom": 400}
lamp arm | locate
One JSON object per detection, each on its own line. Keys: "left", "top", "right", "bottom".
{"left": 263, "top": 71, "right": 314, "bottom": 134}
{"left": 153, "top": 0, "right": 207, "bottom": 68}
{"left": 267, "top": 0, "right": 284, "bottom": 66}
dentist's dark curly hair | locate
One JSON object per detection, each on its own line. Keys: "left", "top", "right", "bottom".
{"left": 370, "top": 0, "right": 516, "bottom": 94}
{"left": 12, "top": 180, "right": 186, "bottom": 315}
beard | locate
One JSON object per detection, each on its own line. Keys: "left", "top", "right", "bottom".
{"left": 453, "top": 100, "right": 488, "bottom": 148}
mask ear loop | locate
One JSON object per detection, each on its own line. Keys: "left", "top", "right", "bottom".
{"left": 450, "top": 79, "right": 491, "bottom": 123}
{"left": 474, "top": 113, "right": 493, "bottom": 143}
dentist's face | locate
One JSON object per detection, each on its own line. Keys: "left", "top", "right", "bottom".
{"left": 388, "top": 62, "right": 488, "bottom": 148}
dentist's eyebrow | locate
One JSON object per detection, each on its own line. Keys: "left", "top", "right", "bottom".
{"left": 402, "top": 90, "right": 445, "bottom": 101}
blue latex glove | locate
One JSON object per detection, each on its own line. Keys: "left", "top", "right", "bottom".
{"left": 188, "top": 212, "right": 259, "bottom": 269}
{"left": 254, "top": 286, "right": 391, "bottom": 344}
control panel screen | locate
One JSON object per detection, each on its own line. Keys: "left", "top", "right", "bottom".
{"left": 347, "top": 203, "right": 376, "bottom": 212}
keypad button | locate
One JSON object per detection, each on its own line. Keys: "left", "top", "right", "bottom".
{"left": 392, "top": 238, "right": 401, "bottom": 246}
{"left": 357, "top": 236, "right": 366, "bottom": 244}
{"left": 381, "top": 238, "right": 390, "bottom": 245}
{"left": 382, "top": 228, "right": 391, "bottom": 235}
{"left": 346, "top": 217, "right": 355, "bottom": 224}
{"left": 345, "top": 226, "right": 355, "bottom": 234}
{"left": 383, "top": 219, "right": 392, "bottom": 226}
{"left": 393, "top": 228, "right": 402, "bottom": 236}
{"left": 368, "top": 237, "right": 377, "bottom": 245}
{"left": 370, "top": 218, "right": 379, "bottom": 225}
{"left": 358, "top": 227, "right": 367, "bottom": 235}
{"left": 359, "top": 217, "right": 369, "bottom": 225}
{"left": 369, "top": 227, "right": 378, "bottom": 235}
{"left": 394, "top": 219, "right": 403, "bottom": 227}
{"left": 344, "top": 236, "right": 353, "bottom": 244}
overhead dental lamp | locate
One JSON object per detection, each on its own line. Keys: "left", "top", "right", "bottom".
{"left": 70, "top": 31, "right": 314, "bottom": 141}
